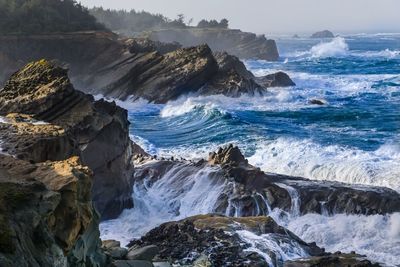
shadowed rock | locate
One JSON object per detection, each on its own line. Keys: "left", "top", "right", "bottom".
{"left": 0, "top": 155, "right": 106, "bottom": 267}
{"left": 144, "top": 28, "right": 280, "bottom": 61}
{"left": 311, "top": 30, "right": 335, "bottom": 38}
{"left": 0, "top": 33, "right": 293, "bottom": 104}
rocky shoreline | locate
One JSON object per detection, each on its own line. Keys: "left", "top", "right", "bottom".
{"left": 0, "top": 32, "right": 292, "bottom": 104}
{"left": 0, "top": 61, "right": 396, "bottom": 266}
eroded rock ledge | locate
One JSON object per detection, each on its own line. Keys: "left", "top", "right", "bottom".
{"left": 0, "top": 155, "right": 106, "bottom": 267}
{"left": 0, "top": 60, "right": 134, "bottom": 220}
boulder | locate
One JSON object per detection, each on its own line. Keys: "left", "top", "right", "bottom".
{"left": 0, "top": 60, "right": 135, "bottom": 219}
{"left": 311, "top": 30, "right": 335, "bottom": 38}
{"left": 102, "top": 240, "right": 128, "bottom": 260}
{"left": 257, "top": 71, "right": 296, "bottom": 87}
{"left": 127, "top": 245, "right": 159, "bottom": 261}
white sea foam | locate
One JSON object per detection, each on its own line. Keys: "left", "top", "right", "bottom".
{"left": 237, "top": 230, "right": 309, "bottom": 266}
{"left": 248, "top": 138, "right": 400, "bottom": 192}
{"left": 310, "top": 37, "right": 349, "bottom": 58}
{"left": 100, "top": 164, "right": 228, "bottom": 246}
{"left": 282, "top": 213, "right": 400, "bottom": 267}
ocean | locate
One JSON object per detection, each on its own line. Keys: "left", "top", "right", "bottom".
{"left": 100, "top": 34, "right": 400, "bottom": 266}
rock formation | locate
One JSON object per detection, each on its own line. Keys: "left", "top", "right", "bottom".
{"left": 310, "top": 30, "right": 335, "bottom": 38}
{"left": 0, "top": 60, "right": 134, "bottom": 220}
{"left": 0, "top": 32, "right": 293, "bottom": 104}
{"left": 143, "top": 28, "right": 280, "bottom": 61}
{"left": 133, "top": 144, "right": 400, "bottom": 217}
{"left": 126, "top": 214, "right": 377, "bottom": 267}
{"left": 0, "top": 154, "right": 106, "bottom": 267}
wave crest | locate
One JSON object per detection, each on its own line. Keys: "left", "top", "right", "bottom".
{"left": 310, "top": 37, "right": 349, "bottom": 58}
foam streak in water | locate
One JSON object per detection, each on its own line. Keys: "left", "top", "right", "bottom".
{"left": 284, "top": 213, "right": 400, "bottom": 267}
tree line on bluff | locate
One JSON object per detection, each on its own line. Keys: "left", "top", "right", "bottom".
{"left": 0, "top": 0, "right": 105, "bottom": 34}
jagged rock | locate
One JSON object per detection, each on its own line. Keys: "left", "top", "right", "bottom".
{"left": 208, "top": 144, "right": 248, "bottom": 166}
{"left": 133, "top": 145, "right": 400, "bottom": 217}
{"left": 126, "top": 245, "right": 159, "bottom": 261}
{"left": 101, "top": 44, "right": 219, "bottom": 103}
{"left": 128, "top": 214, "right": 324, "bottom": 267}
{"left": 0, "top": 33, "right": 292, "bottom": 103}
{"left": 311, "top": 30, "right": 335, "bottom": 38}
{"left": 257, "top": 71, "right": 296, "bottom": 87}
{"left": 126, "top": 38, "right": 181, "bottom": 54}
{"left": 0, "top": 60, "right": 134, "bottom": 219}
{"left": 0, "top": 154, "right": 106, "bottom": 267}
{"left": 144, "top": 28, "right": 279, "bottom": 61}
{"left": 285, "top": 253, "right": 380, "bottom": 267}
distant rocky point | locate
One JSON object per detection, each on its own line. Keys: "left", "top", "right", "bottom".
{"left": 143, "top": 28, "right": 280, "bottom": 61}
{"left": 311, "top": 30, "right": 335, "bottom": 38}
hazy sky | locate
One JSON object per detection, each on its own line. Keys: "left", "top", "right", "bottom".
{"left": 81, "top": 0, "right": 400, "bottom": 34}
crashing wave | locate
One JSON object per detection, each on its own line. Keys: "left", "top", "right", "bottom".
{"left": 310, "top": 37, "right": 349, "bottom": 58}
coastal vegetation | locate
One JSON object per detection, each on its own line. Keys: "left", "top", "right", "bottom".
{"left": 0, "top": 0, "right": 105, "bottom": 34}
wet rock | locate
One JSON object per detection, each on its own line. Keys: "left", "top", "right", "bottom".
{"left": 0, "top": 60, "right": 135, "bottom": 219}
{"left": 128, "top": 214, "right": 323, "bottom": 267}
{"left": 309, "top": 99, "right": 326, "bottom": 105}
{"left": 285, "top": 253, "right": 380, "bottom": 267}
{"left": 111, "top": 260, "right": 154, "bottom": 267}
{"left": 257, "top": 71, "right": 296, "bottom": 87}
{"left": 127, "top": 245, "right": 159, "bottom": 261}
{"left": 311, "top": 30, "right": 335, "bottom": 38}
{"left": 134, "top": 145, "right": 400, "bottom": 217}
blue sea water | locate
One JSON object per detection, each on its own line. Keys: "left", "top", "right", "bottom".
{"left": 125, "top": 34, "right": 400, "bottom": 191}
{"left": 101, "top": 34, "right": 400, "bottom": 266}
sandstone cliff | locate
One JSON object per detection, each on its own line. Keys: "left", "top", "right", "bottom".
{"left": 0, "top": 155, "right": 106, "bottom": 267}
{"left": 0, "top": 60, "right": 134, "bottom": 220}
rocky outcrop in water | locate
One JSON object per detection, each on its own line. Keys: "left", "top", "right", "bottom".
{"left": 0, "top": 154, "right": 106, "bottom": 267}
{"left": 127, "top": 214, "right": 323, "bottom": 266}
{"left": 0, "top": 32, "right": 292, "bottom": 104}
{"left": 99, "top": 46, "right": 294, "bottom": 103}
{"left": 133, "top": 145, "right": 400, "bottom": 218}
{"left": 143, "top": 28, "right": 280, "bottom": 61}
{"left": 310, "top": 30, "right": 335, "bottom": 38}
{"left": 125, "top": 214, "right": 377, "bottom": 267}
{"left": 0, "top": 60, "right": 134, "bottom": 220}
